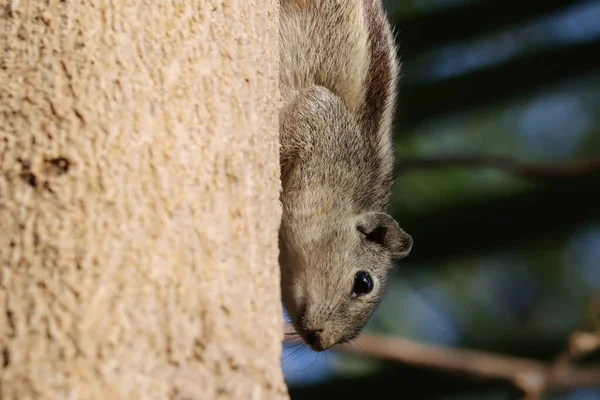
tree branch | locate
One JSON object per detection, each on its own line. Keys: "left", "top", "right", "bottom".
{"left": 390, "top": 0, "right": 579, "bottom": 56}
{"left": 400, "top": 38, "right": 600, "bottom": 128}
{"left": 567, "top": 331, "right": 600, "bottom": 359}
{"left": 333, "top": 334, "right": 600, "bottom": 400}
{"left": 283, "top": 282, "right": 600, "bottom": 400}
{"left": 395, "top": 155, "right": 600, "bottom": 181}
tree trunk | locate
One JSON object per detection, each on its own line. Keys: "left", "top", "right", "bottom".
{"left": 0, "top": 1, "right": 287, "bottom": 399}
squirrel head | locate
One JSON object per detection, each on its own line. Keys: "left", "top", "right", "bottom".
{"left": 280, "top": 211, "right": 412, "bottom": 351}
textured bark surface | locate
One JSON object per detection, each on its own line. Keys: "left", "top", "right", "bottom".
{"left": 0, "top": 1, "right": 286, "bottom": 399}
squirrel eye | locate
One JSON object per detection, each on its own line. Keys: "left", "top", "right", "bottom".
{"left": 352, "top": 271, "right": 373, "bottom": 298}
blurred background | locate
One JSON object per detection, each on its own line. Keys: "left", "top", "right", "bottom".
{"left": 282, "top": 0, "right": 600, "bottom": 399}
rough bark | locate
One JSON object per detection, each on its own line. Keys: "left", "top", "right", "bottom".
{"left": 0, "top": 1, "right": 287, "bottom": 399}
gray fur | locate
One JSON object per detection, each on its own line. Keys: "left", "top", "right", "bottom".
{"left": 279, "top": 0, "right": 413, "bottom": 351}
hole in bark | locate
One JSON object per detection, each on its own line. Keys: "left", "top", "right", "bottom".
{"left": 2, "top": 348, "right": 9, "bottom": 368}
{"left": 46, "top": 157, "right": 70, "bottom": 175}
{"left": 6, "top": 310, "right": 15, "bottom": 331}
{"left": 18, "top": 159, "right": 37, "bottom": 188}
{"left": 20, "top": 171, "right": 37, "bottom": 188}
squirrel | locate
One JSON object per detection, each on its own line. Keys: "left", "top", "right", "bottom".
{"left": 278, "top": 0, "right": 413, "bottom": 352}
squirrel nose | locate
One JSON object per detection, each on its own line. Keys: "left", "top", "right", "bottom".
{"left": 305, "top": 329, "right": 323, "bottom": 346}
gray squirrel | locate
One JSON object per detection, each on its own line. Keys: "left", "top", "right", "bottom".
{"left": 278, "top": 0, "right": 413, "bottom": 351}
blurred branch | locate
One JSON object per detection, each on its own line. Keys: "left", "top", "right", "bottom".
{"left": 284, "top": 301, "right": 600, "bottom": 400}
{"left": 566, "top": 331, "right": 600, "bottom": 359}
{"left": 562, "top": 295, "right": 600, "bottom": 360}
{"left": 393, "top": 172, "right": 600, "bottom": 265}
{"left": 395, "top": 155, "right": 600, "bottom": 181}
{"left": 400, "top": 38, "right": 600, "bottom": 128}
{"left": 333, "top": 334, "right": 600, "bottom": 400}
{"left": 390, "top": 0, "right": 580, "bottom": 56}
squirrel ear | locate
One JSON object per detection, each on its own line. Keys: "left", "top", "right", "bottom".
{"left": 357, "top": 212, "right": 413, "bottom": 260}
